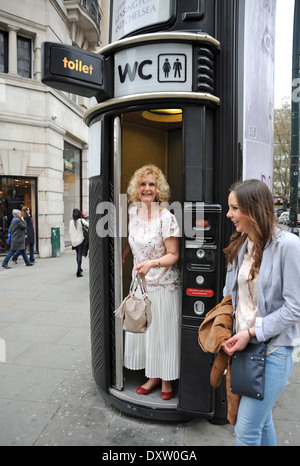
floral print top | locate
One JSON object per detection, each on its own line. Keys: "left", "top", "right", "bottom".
{"left": 128, "top": 206, "right": 181, "bottom": 291}
{"left": 236, "top": 240, "right": 258, "bottom": 333}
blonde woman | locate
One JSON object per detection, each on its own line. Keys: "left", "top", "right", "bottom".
{"left": 123, "top": 165, "right": 181, "bottom": 400}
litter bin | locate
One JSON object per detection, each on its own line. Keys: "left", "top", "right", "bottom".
{"left": 51, "top": 227, "right": 61, "bottom": 257}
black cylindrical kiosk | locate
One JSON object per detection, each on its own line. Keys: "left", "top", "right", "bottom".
{"left": 84, "top": 0, "right": 237, "bottom": 421}
{"left": 41, "top": 0, "right": 276, "bottom": 422}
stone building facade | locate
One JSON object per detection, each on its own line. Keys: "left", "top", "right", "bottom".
{"left": 0, "top": 0, "right": 104, "bottom": 257}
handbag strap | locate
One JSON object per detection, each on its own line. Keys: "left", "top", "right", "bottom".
{"left": 129, "top": 271, "right": 148, "bottom": 298}
{"left": 136, "top": 272, "right": 148, "bottom": 297}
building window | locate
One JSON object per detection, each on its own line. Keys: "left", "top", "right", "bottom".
{"left": 0, "top": 30, "right": 8, "bottom": 73}
{"left": 17, "top": 36, "right": 32, "bottom": 78}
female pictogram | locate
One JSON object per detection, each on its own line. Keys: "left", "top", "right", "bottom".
{"left": 162, "top": 58, "right": 171, "bottom": 78}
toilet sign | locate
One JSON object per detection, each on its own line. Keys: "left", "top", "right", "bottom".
{"left": 41, "top": 42, "right": 107, "bottom": 98}
{"left": 115, "top": 43, "right": 193, "bottom": 97}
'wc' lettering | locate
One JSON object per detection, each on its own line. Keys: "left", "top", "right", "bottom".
{"left": 118, "top": 60, "right": 153, "bottom": 83}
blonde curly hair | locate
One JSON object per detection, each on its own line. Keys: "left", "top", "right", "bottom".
{"left": 127, "top": 165, "right": 170, "bottom": 204}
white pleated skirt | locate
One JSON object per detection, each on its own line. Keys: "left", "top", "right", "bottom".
{"left": 124, "top": 286, "right": 181, "bottom": 381}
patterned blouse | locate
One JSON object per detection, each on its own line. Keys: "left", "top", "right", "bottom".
{"left": 128, "top": 206, "right": 181, "bottom": 291}
{"left": 236, "top": 240, "right": 258, "bottom": 333}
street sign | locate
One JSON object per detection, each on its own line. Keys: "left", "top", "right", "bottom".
{"left": 41, "top": 42, "right": 108, "bottom": 99}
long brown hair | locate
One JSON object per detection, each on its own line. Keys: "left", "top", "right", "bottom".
{"left": 224, "top": 179, "right": 276, "bottom": 280}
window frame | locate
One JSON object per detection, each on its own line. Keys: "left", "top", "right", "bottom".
{"left": 0, "top": 30, "right": 8, "bottom": 74}
{"left": 17, "top": 34, "right": 32, "bottom": 79}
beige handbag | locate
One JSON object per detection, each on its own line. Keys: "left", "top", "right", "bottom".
{"left": 114, "top": 271, "right": 152, "bottom": 333}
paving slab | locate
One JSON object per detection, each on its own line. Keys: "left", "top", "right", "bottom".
{"left": 0, "top": 249, "right": 299, "bottom": 447}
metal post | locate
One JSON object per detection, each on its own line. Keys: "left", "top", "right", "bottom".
{"left": 289, "top": 0, "right": 300, "bottom": 236}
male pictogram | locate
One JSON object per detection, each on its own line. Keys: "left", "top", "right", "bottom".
{"left": 173, "top": 58, "right": 182, "bottom": 78}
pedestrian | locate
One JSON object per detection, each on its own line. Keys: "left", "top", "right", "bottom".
{"left": 81, "top": 209, "right": 89, "bottom": 257}
{"left": 122, "top": 165, "right": 181, "bottom": 400}
{"left": 222, "top": 179, "right": 300, "bottom": 446}
{"left": 12, "top": 206, "right": 35, "bottom": 264}
{"left": 1, "top": 209, "right": 33, "bottom": 269}
{"left": 69, "top": 208, "right": 89, "bottom": 277}
{"left": 82, "top": 209, "right": 89, "bottom": 221}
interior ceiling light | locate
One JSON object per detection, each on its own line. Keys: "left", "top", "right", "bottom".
{"left": 150, "top": 109, "right": 182, "bottom": 115}
{"left": 142, "top": 109, "right": 182, "bottom": 122}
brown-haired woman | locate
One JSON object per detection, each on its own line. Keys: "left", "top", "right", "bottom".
{"left": 222, "top": 179, "right": 300, "bottom": 446}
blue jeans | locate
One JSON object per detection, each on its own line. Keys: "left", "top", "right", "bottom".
{"left": 75, "top": 241, "right": 84, "bottom": 274}
{"left": 2, "top": 249, "right": 30, "bottom": 266}
{"left": 13, "top": 243, "right": 35, "bottom": 263}
{"left": 234, "top": 346, "right": 294, "bottom": 446}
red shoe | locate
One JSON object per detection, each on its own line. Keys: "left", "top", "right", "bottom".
{"left": 136, "top": 381, "right": 161, "bottom": 395}
{"left": 161, "top": 390, "right": 173, "bottom": 400}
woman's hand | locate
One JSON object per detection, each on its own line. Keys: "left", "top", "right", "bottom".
{"left": 135, "top": 260, "right": 155, "bottom": 276}
{"left": 222, "top": 330, "right": 250, "bottom": 356}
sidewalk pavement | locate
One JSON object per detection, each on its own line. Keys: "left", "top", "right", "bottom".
{"left": 0, "top": 249, "right": 299, "bottom": 447}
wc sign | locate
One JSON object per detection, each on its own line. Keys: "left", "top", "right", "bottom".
{"left": 114, "top": 43, "right": 193, "bottom": 98}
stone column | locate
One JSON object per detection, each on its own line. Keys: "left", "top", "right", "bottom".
{"left": 33, "top": 36, "right": 41, "bottom": 81}
{"left": 7, "top": 25, "right": 19, "bottom": 75}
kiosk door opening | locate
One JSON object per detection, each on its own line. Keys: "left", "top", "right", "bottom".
{"left": 121, "top": 110, "right": 183, "bottom": 295}
{"left": 112, "top": 109, "right": 183, "bottom": 409}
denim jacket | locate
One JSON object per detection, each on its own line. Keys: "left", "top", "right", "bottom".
{"left": 223, "top": 228, "right": 300, "bottom": 347}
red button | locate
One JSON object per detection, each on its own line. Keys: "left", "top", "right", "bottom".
{"left": 186, "top": 288, "right": 214, "bottom": 297}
